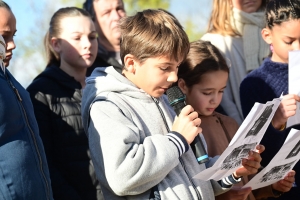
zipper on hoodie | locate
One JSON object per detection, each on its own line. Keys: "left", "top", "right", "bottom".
{"left": 152, "top": 97, "right": 201, "bottom": 200}
{"left": 5, "top": 74, "right": 51, "bottom": 200}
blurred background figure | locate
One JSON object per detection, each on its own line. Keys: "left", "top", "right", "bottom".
{"left": 26, "top": 7, "right": 103, "bottom": 200}
{"left": 83, "top": 0, "right": 126, "bottom": 75}
{"left": 202, "top": 0, "right": 269, "bottom": 125}
{"left": 0, "top": 1, "right": 53, "bottom": 199}
{"left": 5, "top": 0, "right": 211, "bottom": 87}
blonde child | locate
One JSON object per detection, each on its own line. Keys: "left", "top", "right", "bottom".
{"left": 81, "top": 9, "right": 263, "bottom": 199}
{"left": 240, "top": 0, "right": 300, "bottom": 199}
{"left": 202, "top": 0, "right": 269, "bottom": 125}
{"left": 177, "top": 40, "right": 295, "bottom": 200}
{"left": 26, "top": 7, "right": 103, "bottom": 199}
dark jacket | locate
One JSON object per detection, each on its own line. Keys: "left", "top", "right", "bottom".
{"left": 86, "top": 44, "right": 123, "bottom": 76}
{"left": 0, "top": 69, "right": 53, "bottom": 200}
{"left": 27, "top": 65, "right": 103, "bottom": 200}
{"left": 240, "top": 58, "right": 300, "bottom": 200}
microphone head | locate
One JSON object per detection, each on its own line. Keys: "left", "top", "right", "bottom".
{"left": 166, "top": 86, "right": 186, "bottom": 116}
{"left": 166, "top": 86, "right": 185, "bottom": 105}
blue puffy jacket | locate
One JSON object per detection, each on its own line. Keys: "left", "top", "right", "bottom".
{"left": 0, "top": 69, "right": 53, "bottom": 200}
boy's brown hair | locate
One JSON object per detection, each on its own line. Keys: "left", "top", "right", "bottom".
{"left": 119, "top": 9, "right": 190, "bottom": 65}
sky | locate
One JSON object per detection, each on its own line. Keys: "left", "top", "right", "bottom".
{"left": 4, "top": 0, "right": 213, "bottom": 87}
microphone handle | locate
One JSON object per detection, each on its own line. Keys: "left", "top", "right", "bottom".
{"left": 190, "top": 134, "right": 209, "bottom": 164}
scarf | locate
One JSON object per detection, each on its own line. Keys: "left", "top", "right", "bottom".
{"left": 0, "top": 35, "right": 6, "bottom": 74}
{"left": 232, "top": 7, "right": 270, "bottom": 72}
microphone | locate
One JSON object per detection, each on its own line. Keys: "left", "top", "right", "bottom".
{"left": 166, "top": 86, "right": 209, "bottom": 164}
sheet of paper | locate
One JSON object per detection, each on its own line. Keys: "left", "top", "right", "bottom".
{"left": 243, "top": 129, "right": 300, "bottom": 190}
{"left": 193, "top": 98, "right": 281, "bottom": 181}
{"left": 287, "top": 50, "right": 300, "bottom": 128}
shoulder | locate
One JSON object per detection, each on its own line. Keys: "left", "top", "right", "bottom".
{"left": 27, "top": 74, "right": 58, "bottom": 94}
{"left": 201, "top": 33, "right": 242, "bottom": 58}
{"left": 215, "top": 112, "right": 239, "bottom": 129}
{"left": 241, "top": 58, "right": 276, "bottom": 89}
{"left": 201, "top": 33, "right": 240, "bottom": 45}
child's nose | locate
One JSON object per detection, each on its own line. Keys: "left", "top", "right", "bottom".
{"left": 210, "top": 94, "right": 218, "bottom": 104}
{"left": 293, "top": 41, "right": 300, "bottom": 50}
{"left": 83, "top": 37, "right": 92, "bottom": 49}
{"left": 167, "top": 71, "right": 178, "bottom": 83}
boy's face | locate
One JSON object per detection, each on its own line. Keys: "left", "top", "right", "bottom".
{"left": 262, "top": 19, "right": 300, "bottom": 63}
{"left": 179, "top": 70, "right": 228, "bottom": 116}
{"left": 131, "top": 56, "right": 181, "bottom": 98}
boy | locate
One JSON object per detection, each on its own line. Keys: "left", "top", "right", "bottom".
{"left": 82, "top": 9, "right": 262, "bottom": 199}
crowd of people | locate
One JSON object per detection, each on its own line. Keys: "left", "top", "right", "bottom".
{"left": 0, "top": 0, "right": 300, "bottom": 199}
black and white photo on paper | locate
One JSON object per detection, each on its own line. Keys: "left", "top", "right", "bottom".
{"left": 245, "top": 104, "right": 274, "bottom": 138}
{"left": 259, "top": 161, "right": 295, "bottom": 183}
{"left": 221, "top": 142, "right": 257, "bottom": 170}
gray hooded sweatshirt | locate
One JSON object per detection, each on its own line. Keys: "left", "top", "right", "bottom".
{"left": 82, "top": 66, "right": 233, "bottom": 200}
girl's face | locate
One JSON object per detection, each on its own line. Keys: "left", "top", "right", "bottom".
{"left": 179, "top": 70, "right": 228, "bottom": 116}
{"left": 0, "top": 7, "right": 16, "bottom": 67}
{"left": 53, "top": 16, "right": 98, "bottom": 70}
{"left": 262, "top": 19, "right": 300, "bottom": 63}
{"left": 231, "top": 0, "right": 262, "bottom": 13}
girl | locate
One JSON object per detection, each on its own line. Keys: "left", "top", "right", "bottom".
{"left": 177, "top": 40, "right": 295, "bottom": 200}
{"left": 26, "top": 7, "right": 102, "bottom": 200}
{"left": 240, "top": 0, "right": 300, "bottom": 199}
{"left": 202, "top": 0, "right": 269, "bottom": 125}
{"left": 0, "top": 1, "right": 53, "bottom": 199}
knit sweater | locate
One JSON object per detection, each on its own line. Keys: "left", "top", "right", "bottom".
{"left": 240, "top": 58, "right": 300, "bottom": 199}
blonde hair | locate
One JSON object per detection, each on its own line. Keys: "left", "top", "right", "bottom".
{"left": 207, "top": 0, "right": 267, "bottom": 36}
{"left": 44, "top": 7, "right": 92, "bottom": 66}
{"left": 119, "top": 9, "right": 190, "bottom": 65}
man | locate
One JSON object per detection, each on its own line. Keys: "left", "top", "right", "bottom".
{"left": 83, "top": 0, "right": 126, "bottom": 75}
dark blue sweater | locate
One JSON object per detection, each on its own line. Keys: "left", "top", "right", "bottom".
{"left": 240, "top": 58, "right": 300, "bottom": 199}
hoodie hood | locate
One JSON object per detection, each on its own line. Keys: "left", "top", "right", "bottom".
{"left": 33, "top": 65, "right": 82, "bottom": 90}
{"left": 82, "top": 66, "right": 151, "bottom": 132}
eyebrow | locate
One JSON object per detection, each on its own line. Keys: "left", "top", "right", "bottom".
{"left": 156, "top": 62, "right": 176, "bottom": 66}
{"left": 283, "top": 36, "right": 296, "bottom": 39}
{"left": 70, "top": 31, "right": 98, "bottom": 34}
{"left": 201, "top": 86, "right": 227, "bottom": 90}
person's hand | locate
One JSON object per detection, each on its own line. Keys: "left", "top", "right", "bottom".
{"left": 233, "top": 145, "right": 265, "bottom": 177}
{"left": 272, "top": 170, "right": 295, "bottom": 193}
{"left": 215, "top": 186, "right": 251, "bottom": 200}
{"left": 272, "top": 94, "right": 300, "bottom": 130}
{"left": 172, "top": 105, "right": 202, "bottom": 144}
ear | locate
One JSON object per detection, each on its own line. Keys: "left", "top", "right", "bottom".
{"left": 261, "top": 28, "right": 272, "bottom": 44}
{"left": 51, "top": 37, "right": 61, "bottom": 53}
{"left": 178, "top": 78, "right": 189, "bottom": 94}
{"left": 124, "top": 54, "right": 136, "bottom": 73}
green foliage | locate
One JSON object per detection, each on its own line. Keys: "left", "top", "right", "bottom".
{"left": 60, "top": 0, "right": 83, "bottom": 8}
{"left": 184, "top": 19, "right": 204, "bottom": 42}
{"left": 124, "top": 0, "right": 170, "bottom": 14}
{"left": 123, "top": 0, "right": 202, "bottom": 42}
